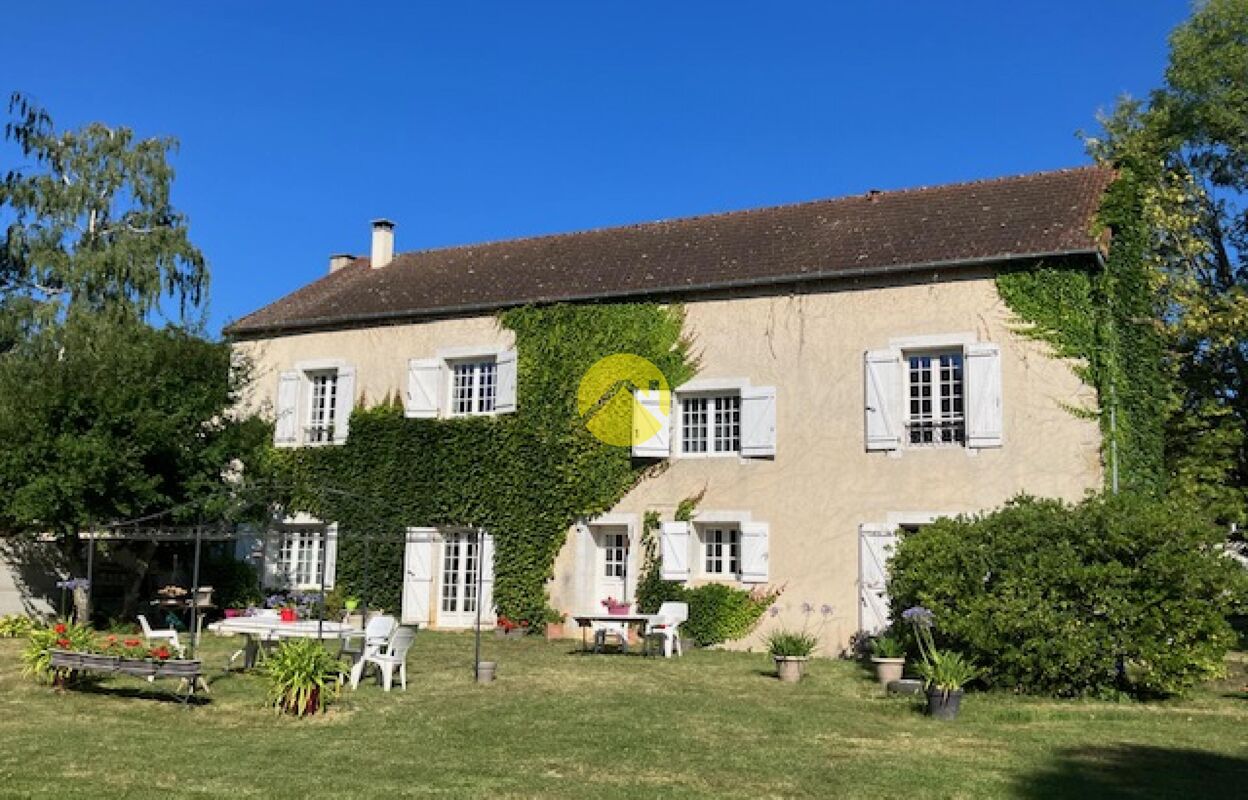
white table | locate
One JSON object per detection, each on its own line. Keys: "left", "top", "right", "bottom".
{"left": 571, "top": 613, "right": 661, "bottom": 654}
{"left": 208, "top": 617, "right": 357, "bottom": 668}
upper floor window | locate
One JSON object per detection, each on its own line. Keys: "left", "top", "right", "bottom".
{"left": 906, "top": 352, "right": 964, "bottom": 446}
{"left": 274, "top": 363, "right": 355, "bottom": 448}
{"left": 450, "top": 358, "right": 498, "bottom": 416}
{"left": 306, "top": 370, "right": 339, "bottom": 444}
{"left": 865, "top": 339, "right": 1001, "bottom": 452}
{"left": 681, "top": 394, "right": 741, "bottom": 454}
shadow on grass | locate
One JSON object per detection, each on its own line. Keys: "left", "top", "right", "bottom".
{"left": 67, "top": 680, "right": 211, "bottom": 706}
{"left": 1015, "top": 745, "right": 1248, "bottom": 799}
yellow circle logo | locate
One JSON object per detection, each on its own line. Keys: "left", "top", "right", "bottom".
{"left": 577, "top": 354, "right": 670, "bottom": 447}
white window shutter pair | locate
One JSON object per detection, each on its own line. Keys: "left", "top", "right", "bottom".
{"left": 479, "top": 530, "right": 496, "bottom": 622}
{"left": 406, "top": 350, "right": 518, "bottom": 418}
{"left": 864, "top": 349, "right": 903, "bottom": 451}
{"left": 633, "top": 386, "right": 777, "bottom": 458}
{"left": 321, "top": 524, "right": 338, "bottom": 589}
{"left": 965, "top": 343, "right": 1003, "bottom": 448}
{"left": 274, "top": 372, "right": 301, "bottom": 446}
{"left": 402, "top": 527, "right": 438, "bottom": 624}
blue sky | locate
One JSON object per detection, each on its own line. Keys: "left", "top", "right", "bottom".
{"left": 4, "top": 2, "right": 1189, "bottom": 335}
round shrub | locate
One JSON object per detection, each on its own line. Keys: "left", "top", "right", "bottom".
{"left": 888, "top": 493, "right": 1245, "bottom": 698}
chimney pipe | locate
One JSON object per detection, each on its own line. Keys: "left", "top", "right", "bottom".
{"left": 371, "top": 219, "right": 395, "bottom": 269}
{"left": 328, "top": 253, "right": 355, "bottom": 274}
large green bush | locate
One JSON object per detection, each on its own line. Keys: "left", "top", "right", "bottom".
{"left": 888, "top": 493, "right": 1245, "bottom": 698}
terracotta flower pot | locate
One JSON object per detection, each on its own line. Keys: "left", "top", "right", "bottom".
{"left": 871, "top": 657, "right": 905, "bottom": 687}
{"left": 606, "top": 603, "right": 630, "bottom": 616}
{"left": 545, "top": 622, "right": 565, "bottom": 641}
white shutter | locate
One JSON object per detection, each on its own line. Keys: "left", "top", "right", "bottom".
{"left": 321, "top": 524, "right": 338, "bottom": 590}
{"left": 739, "top": 521, "right": 770, "bottom": 583}
{"left": 659, "top": 521, "right": 691, "bottom": 581}
{"left": 864, "top": 349, "right": 902, "bottom": 451}
{"left": 261, "top": 529, "right": 282, "bottom": 589}
{"left": 632, "top": 389, "right": 671, "bottom": 458}
{"left": 858, "top": 523, "right": 899, "bottom": 634}
{"left": 401, "top": 527, "right": 437, "bottom": 624}
{"left": 576, "top": 522, "right": 598, "bottom": 614}
{"left": 965, "top": 342, "right": 1003, "bottom": 448}
{"left": 333, "top": 367, "right": 355, "bottom": 444}
{"left": 740, "top": 386, "right": 777, "bottom": 458}
{"left": 480, "top": 530, "right": 496, "bottom": 624}
{"left": 274, "top": 371, "right": 301, "bottom": 446}
{"left": 406, "top": 358, "right": 442, "bottom": 419}
{"left": 495, "top": 350, "right": 518, "bottom": 413}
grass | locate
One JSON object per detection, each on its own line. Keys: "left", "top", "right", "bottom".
{"left": 0, "top": 634, "right": 1246, "bottom": 799}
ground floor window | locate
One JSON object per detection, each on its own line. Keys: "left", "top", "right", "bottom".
{"left": 278, "top": 529, "right": 323, "bottom": 587}
{"left": 702, "top": 526, "right": 740, "bottom": 577}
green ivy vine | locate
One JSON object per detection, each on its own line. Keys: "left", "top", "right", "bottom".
{"left": 995, "top": 170, "right": 1168, "bottom": 492}
{"left": 275, "top": 303, "right": 695, "bottom": 623}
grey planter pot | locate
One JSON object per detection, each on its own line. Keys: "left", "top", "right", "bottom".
{"left": 774, "top": 656, "right": 807, "bottom": 683}
{"left": 476, "top": 661, "right": 497, "bottom": 684}
{"left": 871, "top": 657, "right": 905, "bottom": 688}
{"left": 926, "top": 688, "right": 964, "bottom": 720}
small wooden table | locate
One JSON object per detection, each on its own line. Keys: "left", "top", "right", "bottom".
{"left": 571, "top": 613, "right": 661, "bottom": 654}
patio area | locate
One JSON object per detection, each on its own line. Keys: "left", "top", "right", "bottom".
{"left": 1, "top": 632, "right": 1246, "bottom": 798}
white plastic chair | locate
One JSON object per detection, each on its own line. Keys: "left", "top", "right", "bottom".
{"left": 137, "top": 614, "right": 184, "bottom": 657}
{"left": 339, "top": 614, "right": 397, "bottom": 666}
{"left": 645, "top": 602, "right": 688, "bottom": 658}
{"left": 351, "top": 625, "right": 418, "bottom": 692}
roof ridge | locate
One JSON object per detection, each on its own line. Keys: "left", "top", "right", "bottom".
{"left": 383, "top": 164, "right": 1108, "bottom": 262}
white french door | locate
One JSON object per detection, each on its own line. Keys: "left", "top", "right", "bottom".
{"left": 438, "top": 531, "right": 494, "bottom": 628}
{"left": 595, "top": 525, "right": 635, "bottom": 605}
{"left": 858, "top": 523, "right": 898, "bottom": 634}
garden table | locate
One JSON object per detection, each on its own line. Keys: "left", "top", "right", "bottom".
{"left": 208, "top": 618, "right": 356, "bottom": 669}
{"left": 571, "top": 613, "right": 661, "bottom": 654}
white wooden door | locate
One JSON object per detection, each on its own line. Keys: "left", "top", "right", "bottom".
{"left": 436, "top": 531, "right": 495, "bottom": 628}
{"left": 594, "top": 525, "right": 634, "bottom": 605}
{"left": 859, "top": 524, "right": 898, "bottom": 634}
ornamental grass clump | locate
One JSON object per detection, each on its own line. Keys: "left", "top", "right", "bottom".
{"left": 903, "top": 606, "right": 980, "bottom": 700}
{"left": 264, "top": 638, "right": 343, "bottom": 717}
{"left": 764, "top": 630, "right": 819, "bottom": 658}
{"left": 21, "top": 621, "right": 94, "bottom": 685}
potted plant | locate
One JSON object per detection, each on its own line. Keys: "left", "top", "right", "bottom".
{"left": 495, "top": 616, "right": 530, "bottom": 638}
{"left": 764, "top": 629, "right": 818, "bottom": 683}
{"left": 543, "top": 607, "right": 566, "bottom": 641}
{"left": 264, "top": 638, "right": 343, "bottom": 716}
{"left": 224, "top": 601, "right": 248, "bottom": 619}
{"left": 903, "top": 606, "right": 980, "bottom": 720}
{"left": 601, "top": 596, "right": 630, "bottom": 616}
{"left": 869, "top": 633, "right": 906, "bottom": 688}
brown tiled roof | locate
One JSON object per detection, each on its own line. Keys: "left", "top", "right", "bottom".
{"left": 226, "top": 166, "right": 1114, "bottom": 337}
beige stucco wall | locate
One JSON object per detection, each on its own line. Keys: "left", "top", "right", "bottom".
{"left": 234, "top": 269, "right": 1102, "bottom": 652}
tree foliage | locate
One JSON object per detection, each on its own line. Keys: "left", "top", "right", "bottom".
{"left": 1089, "top": 0, "right": 1248, "bottom": 522}
{"left": 888, "top": 494, "right": 1245, "bottom": 698}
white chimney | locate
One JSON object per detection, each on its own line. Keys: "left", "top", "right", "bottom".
{"left": 371, "top": 219, "right": 395, "bottom": 269}
{"left": 328, "top": 253, "right": 354, "bottom": 274}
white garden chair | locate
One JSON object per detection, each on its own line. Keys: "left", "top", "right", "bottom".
{"left": 350, "top": 625, "right": 418, "bottom": 692}
{"left": 644, "top": 602, "right": 689, "bottom": 658}
{"left": 338, "top": 614, "right": 397, "bottom": 667}
{"left": 137, "top": 614, "right": 184, "bottom": 657}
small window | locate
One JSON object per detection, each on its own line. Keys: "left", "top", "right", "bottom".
{"left": 603, "top": 531, "right": 629, "bottom": 578}
{"left": 450, "top": 359, "right": 498, "bottom": 416}
{"left": 703, "top": 526, "right": 740, "bottom": 577}
{"left": 906, "top": 352, "right": 964, "bottom": 446}
{"left": 305, "top": 370, "right": 339, "bottom": 444}
{"left": 681, "top": 394, "right": 741, "bottom": 454}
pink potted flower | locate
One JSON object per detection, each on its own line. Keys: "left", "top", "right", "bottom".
{"left": 601, "top": 597, "right": 630, "bottom": 616}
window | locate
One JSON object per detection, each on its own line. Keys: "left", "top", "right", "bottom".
{"left": 681, "top": 394, "right": 741, "bottom": 454}
{"left": 441, "top": 535, "right": 479, "bottom": 615}
{"left": 603, "top": 531, "right": 629, "bottom": 578}
{"left": 278, "top": 529, "right": 322, "bottom": 587}
{"left": 703, "top": 526, "right": 740, "bottom": 577}
{"left": 906, "top": 352, "right": 964, "bottom": 446}
{"left": 305, "top": 370, "right": 339, "bottom": 444}
{"left": 450, "top": 359, "right": 498, "bottom": 416}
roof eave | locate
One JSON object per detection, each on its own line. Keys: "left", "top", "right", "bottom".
{"left": 224, "top": 247, "right": 1101, "bottom": 340}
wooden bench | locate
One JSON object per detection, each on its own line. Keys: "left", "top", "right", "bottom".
{"left": 48, "top": 649, "right": 209, "bottom": 704}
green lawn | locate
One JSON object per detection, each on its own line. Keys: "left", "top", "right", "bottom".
{"left": 0, "top": 633, "right": 1245, "bottom": 799}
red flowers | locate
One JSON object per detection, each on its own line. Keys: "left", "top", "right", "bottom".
{"left": 53, "top": 623, "right": 67, "bottom": 634}
{"left": 123, "top": 638, "right": 141, "bottom": 648}
{"left": 150, "top": 645, "right": 171, "bottom": 661}
{"left": 56, "top": 637, "right": 70, "bottom": 648}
